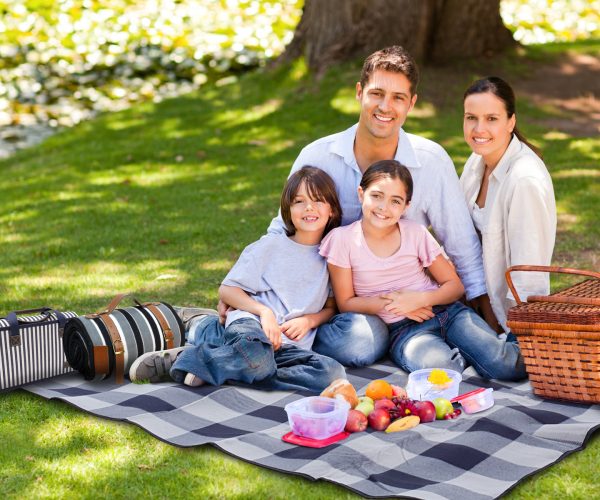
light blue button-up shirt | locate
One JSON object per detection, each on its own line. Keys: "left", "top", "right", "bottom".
{"left": 267, "top": 124, "right": 486, "bottom": 300}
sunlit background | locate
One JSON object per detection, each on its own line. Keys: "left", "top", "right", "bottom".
{"left": 0, "top": 0, "right": 598, "bottom": 156}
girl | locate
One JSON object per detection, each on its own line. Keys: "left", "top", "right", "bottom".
{"left": 461, "top": 77, "right": 556, "bottom": 333}
{"left": 130, "top": 166, "right": 346, "bottom": 393}
{"left": 320, "top": 160, "right": 526, "bottom": 380}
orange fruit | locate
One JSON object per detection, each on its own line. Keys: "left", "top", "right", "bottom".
{"left": 365, "top": 379, "right": 393, "bottom": 401}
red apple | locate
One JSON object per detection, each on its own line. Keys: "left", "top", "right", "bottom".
{"left": 345, "top": 409, "right": 368, "bottom": 433}
{"left": 368, "top": 408, "right": 391, "bottom": 431}
{"left": 413, "top": 400, "right": 437, "bottom": 423}
{"left": 391, "top": 384, "right": 408, "bottom": 398}
{"left": 374, "top": 398, "right": 396, "bottom": 412}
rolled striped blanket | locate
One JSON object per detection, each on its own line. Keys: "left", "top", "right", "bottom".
{"left": 63, "top": 294, "right": 184, "bottom": 383}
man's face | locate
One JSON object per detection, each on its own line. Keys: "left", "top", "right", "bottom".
{"left": 356, "top": 70, "right": 417, "bottom": 140}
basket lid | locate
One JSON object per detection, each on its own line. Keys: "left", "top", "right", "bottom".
{"left": 507, "top": 300, "right": 600, "bottom": 325}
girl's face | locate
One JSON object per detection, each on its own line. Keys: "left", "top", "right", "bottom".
{"left": 358, "top": 176, "right": 409, "bottom": 229}
{"left": 289, "top": 181, "right": 333, "bottom": 237}
{"left": 463, "top": 92, "right": 515, "bottom": 168}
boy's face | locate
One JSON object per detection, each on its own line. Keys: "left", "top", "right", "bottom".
{"left": 356, "top": 70, "right": 417, "bottom": 141}
{"left": 289, "top": 181, "right": 332, "bottom": 236}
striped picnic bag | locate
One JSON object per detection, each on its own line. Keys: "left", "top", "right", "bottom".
{"left": 1, "top": 308, "right": 78, "bottom": 391}
{"left": 63, "top": 294, "right": 184, "bottom": 383}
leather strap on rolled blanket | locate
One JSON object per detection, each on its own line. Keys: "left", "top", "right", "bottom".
{"left": 63, "top": 295, "right": 184, "bottom": 383}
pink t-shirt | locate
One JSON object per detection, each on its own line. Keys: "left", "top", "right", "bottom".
{"left": 320, "top": 219, "right": 442, "bottom": 324}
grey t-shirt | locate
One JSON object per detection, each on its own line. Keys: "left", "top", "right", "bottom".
{"left": 222, "top": 233, "right": 330, "bottom": 350}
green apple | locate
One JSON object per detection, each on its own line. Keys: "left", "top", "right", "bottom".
{"left": 355, "top": 396, "right": 374, "bottom": 416}
{"left": 432, "top": 397, "right": 454, "bottom": 420}
{"left": 358, "top": 395, "right": 374, "bottom": 406}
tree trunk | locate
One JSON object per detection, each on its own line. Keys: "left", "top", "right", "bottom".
{"left": 280, "top": 0, "right": 515, "bottom": 75}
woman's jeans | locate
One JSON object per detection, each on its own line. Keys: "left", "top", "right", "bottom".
{"left": 172, "top": 317, "right": 345, "bottom": 393}
{"left": 389, "top": 301, "right": 527, "bottom": 381}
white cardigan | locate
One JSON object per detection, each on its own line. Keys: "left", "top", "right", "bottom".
{"left": 460, "top": 136, "right": 556, "bottom": 331}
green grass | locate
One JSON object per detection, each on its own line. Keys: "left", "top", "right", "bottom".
{"left": 1, "top": 42, "right": 599, "bottom": 498}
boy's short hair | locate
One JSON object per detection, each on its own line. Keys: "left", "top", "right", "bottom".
{"left": 360, "top": 46, "right": 419, "bottom": 95}
{"left": 280, "top": 166, "right": 342, "bottom": 237}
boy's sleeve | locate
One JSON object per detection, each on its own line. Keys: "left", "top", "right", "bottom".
{"left": 319, "top": 228, "right": 351, "bottom": 268}
{"left": 221, "top": 239, "right": 269, "bottom": 294}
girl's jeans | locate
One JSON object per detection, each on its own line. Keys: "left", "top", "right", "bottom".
{"left": 389, "top": 301, "right": 527, "bottom": 381}
{"left": 172, "top": 317, "right": 345, "bottom": 393}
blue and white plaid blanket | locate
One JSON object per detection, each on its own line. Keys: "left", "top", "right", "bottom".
{"left": 25, "top": 361, "right": 600, "bottom": 499}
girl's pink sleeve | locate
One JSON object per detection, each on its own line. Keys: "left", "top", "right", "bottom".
{"left": 319, "top": 228, "right": 351, "bottom": 268}
{"left": 417, "top": 226, "right": 444, "bottom": 268}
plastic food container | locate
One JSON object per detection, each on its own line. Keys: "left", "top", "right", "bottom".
{"left": 406, "top": 368, "right": 462, "bottom": 401}
{"left": 284, "top": 396, "right": 350, "bottom": 440}
{"left": 452, "top": 388, "right": 494, "bottom": 414}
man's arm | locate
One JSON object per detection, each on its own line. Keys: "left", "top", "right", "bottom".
{"left": 422, "top": 149, "right": 487, "bottom": 301}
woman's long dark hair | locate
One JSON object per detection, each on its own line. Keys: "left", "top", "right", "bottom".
{"left": 464, "top": 76, "right": 543, "bottom": 160}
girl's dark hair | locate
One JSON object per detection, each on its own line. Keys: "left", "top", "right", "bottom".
{"left": 464, "top": 76, "right": 543, "bottom": 160}
{"left": 360, "top": 160, "right": 413, "bottom": 203}
{"left": 280, "top": 166, "right": 342, "bottom": 237}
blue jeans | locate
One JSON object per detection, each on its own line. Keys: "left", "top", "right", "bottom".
{"left": 389, "top": 302, "right": 527, "bottom": 381}
{"left": 313, "top": 312, "right": 389, "bottom": 367}
{"left": 172, "top": 317, "right": 345, "bottom": 393}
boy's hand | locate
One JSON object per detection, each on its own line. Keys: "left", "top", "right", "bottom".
{"left": 259, "top": 309, "right": 282, "bottom": 350}
{"left": 217, "top": 298, "right": 235, "bottom": 325}
{"left": 280, "top": 317, "right": 311, "bottom": 341}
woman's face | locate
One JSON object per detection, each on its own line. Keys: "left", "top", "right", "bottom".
{"left": 463, "top": 92, "right": 515, "bottom": 168}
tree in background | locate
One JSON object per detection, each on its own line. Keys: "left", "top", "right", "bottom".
{"left": 281, "top": 0, "right": 515, "bottom": 74}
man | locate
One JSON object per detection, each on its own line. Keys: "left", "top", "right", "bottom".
{"left": 217, "top": 46, "right": 492, "bottom": 367}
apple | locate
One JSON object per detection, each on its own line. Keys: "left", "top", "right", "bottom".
{"left": 368, "top": 408, "right": 391, "bottom": 431}
{"left": 413, "top": 400, "right": 437, "bottom": 423}
{"left": 355, "top": 401, "right": 374, "bottom": 416}
{"left": 432, "top": 397, "right": 454, "bottom": 420}
{"left": 374, "top": 398, "right": 396, "bottom": 412}
{"left": 345, "top": 409, "right": 368, "bottom": 433}
{"left": 391, "top": 384, "right": 407, "bottom": 398}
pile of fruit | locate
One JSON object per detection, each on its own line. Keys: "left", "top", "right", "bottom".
{"left": 321, "top": 377, "right": 461, "bottom": 434}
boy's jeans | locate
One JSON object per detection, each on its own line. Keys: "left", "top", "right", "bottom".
{"left": 389, "top": 301, "right": 527, "bottom": 381}
{"left": 189, "top": 312, "right": 390, "bottom": 368}
{"left": 172, "top": 317, "right": 345, "bottom": 393}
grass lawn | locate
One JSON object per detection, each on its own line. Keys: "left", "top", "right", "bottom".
{"left": 1, "top": 41, "right": 599, "bottom": 498}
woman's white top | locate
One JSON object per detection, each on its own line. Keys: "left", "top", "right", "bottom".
{"left": 460, "top": 135, "right": 556, "bottom": 332}
{"left": 471, "top": 203, "right": 486, "bottom": 233}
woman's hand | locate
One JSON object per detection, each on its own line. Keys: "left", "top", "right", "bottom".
{"left": 259, "top": 308, "right": 282, "bottom": 350}
{"left": 280, "top": 317, "right": 312, "bottom": 341}
{"left": 381, "top": 290, "right": 428, "bottom": 317}
{"left": 469, "top": 294, "right": 503, "bottom": 334}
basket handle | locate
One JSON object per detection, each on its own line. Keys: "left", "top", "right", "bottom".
{"left": 505, "top": 265, "right": 600, "bottom": 305}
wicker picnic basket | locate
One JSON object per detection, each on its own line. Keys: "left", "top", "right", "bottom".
{"left": 506, "top": 265, "right": 600, "bottom": 404}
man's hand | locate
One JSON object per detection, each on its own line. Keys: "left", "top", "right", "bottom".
{"left": 217, "top": 298, "right": 235, "bottom": 325}
{"left": 469, "top": 294, "right": 503, "bottom": 334}
{"left": 280, "top": 316, "right": 311, "bottom": 341}
{"left": 259, "top": 308, "right": 282, "bottom": 350}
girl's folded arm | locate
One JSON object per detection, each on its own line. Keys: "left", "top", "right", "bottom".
{"left": 328, "top": 263, "right": 389, "bottom": 314}
{"left": 383, "top": 255, "right": 464, "bottom": 316}
{"left": 425, "top": 254, "right": 465, "bottom": 305}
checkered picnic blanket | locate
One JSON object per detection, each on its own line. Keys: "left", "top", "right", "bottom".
{"left": 24, "top": 361, "right": 600, "bottom": 500}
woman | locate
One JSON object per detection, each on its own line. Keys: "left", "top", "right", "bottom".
{"left": 460, "top": 76, "right": 556, "bottom": 333}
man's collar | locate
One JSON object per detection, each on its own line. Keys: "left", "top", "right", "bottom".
{"left": 330, "top": 124, "right": 421, "bottom": 171}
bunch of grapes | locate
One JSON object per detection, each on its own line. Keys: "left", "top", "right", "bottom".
{"left": 389, "top": 397, "right": 419, "bottom": 421}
